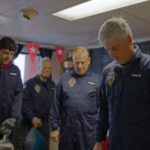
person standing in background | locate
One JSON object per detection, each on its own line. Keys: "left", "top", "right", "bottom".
{"left": 0, "top": 36, "right": 23, "bottom": 149}
{"left": 61, "top": 51, "right": 73, "bottom": 73}
{"left": 50, "top": 46, "right": 100, "bottom": 150}
{"left": 22, "top": 57, "right": 55, "bottom": 150}
{"left": 94, "top": 17, "right": 150, "bottom": 150}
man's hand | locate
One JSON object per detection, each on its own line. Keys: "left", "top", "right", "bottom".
{"left": 1, "top": 118, "right": 16, "bottom": 128}
{"left": 93, "top": 142, "right": 104, "bottom": 150}
{"left": 0, "top": 118, "right": 16, "bottom": 136}
{"left": 31, "top": 117, "right": 42, "bottom": 127}
{"left": 50, "top": 130, "right": 59, "bottom": 143}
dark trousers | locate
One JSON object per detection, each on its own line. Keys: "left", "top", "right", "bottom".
{"left": 9, "top": 120, "right": 23, "bottom": 150}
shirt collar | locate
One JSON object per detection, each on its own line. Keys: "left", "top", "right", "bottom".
{"left": 0, "top": 61, "right": 12, "bottom": 68}
{"left": 71, "top": 69, "right": 92, "bottom": 77}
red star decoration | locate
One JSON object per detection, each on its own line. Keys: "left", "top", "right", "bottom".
{"left": 55, "top": 46, "right": 65, "bottom": 64}
{"left": 26, "top": 43, "right": 39, "bottom": 62}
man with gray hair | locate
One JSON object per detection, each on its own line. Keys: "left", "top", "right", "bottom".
{"left": 94, "top": 17, "right": 150, "bottom": 150}
{"left": 22, "top": 57, "right": 55, "bottom": 150}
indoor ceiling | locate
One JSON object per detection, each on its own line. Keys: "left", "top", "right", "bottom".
{"left": 0, "top": 0, "right": 150, "bottom": 49}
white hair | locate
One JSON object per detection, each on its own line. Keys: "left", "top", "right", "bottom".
{"left": 40, "top": 57, "right": 51, "bottom": 67}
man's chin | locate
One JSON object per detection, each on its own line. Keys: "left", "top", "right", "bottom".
{"left": 43, "top": 76, "right": 49, "bottom": 79}
{"left": 77, "top": 72, "right": 85, "bottom": 76}
{"left": 3, "top": 61, "right": 10, "bottom": 65}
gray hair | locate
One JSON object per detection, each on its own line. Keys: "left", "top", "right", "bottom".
{"left": 40, "top": 57, "right": 51, "bottom": 67}
{"left": 98, "top": 17, "right": 133, "bottom": 46}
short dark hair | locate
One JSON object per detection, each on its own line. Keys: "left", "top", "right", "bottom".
{"left": 0, "top": 36, "right": 17, "bottom": 51}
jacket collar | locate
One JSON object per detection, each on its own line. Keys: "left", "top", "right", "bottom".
{"left": 0, "top": 61, "right": 12, "bottom": 68}
{"left": 71, "top": 69, "right": 92, "bottom": 77}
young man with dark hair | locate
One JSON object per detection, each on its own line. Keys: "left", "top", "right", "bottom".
{"left": 0, "top": 36, "right": 23, "bottom": 149}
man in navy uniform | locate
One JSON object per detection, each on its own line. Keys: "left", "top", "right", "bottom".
{"left": 50, "top": 47, "right": 100, "bottom": 150}
{"left": 22, "top": 57, "right": 55, "bottom": 150}
{"left": 0, "top": 36, "right": 23, "bottom": 148}
{"left": 94, "top": 17, "right": 150, "bottom": 150}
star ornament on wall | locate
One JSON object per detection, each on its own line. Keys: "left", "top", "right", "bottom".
{"left": 30, "top": 46, "right": 37, "bottom": 53}
{"left": 54, "top": 46, "right": 65, "bottom": 64}
{"left": 57, "top": 48, "right": 63, "bottom": 55}
{"left": 26, "top": 43, "right": 39, "bottom": 62}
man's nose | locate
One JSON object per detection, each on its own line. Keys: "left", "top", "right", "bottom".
{"left": 109, "top": 51, "right": 116, "bottom": 59}
{"left": 7, "top": 53, "right": 13, "bottom": 59}
{"left": 8, "top": 54, "right": 12, "bottom": 58}
{"left": 78, "top": 63, "right": 82, "bottom": 68}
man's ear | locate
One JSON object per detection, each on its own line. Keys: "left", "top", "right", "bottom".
{"left": 127, "top": 35, "right": 132, "bottom": 46}
{"left": 88, "top": 56, "right": 91, "bottom": 65}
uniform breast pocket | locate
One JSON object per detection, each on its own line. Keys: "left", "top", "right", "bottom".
{"left": 87, "top": 90, "right": 98, "bottom": 101}
{"left": 88, "top": 91, "right": 98, "bottom": 97}
{"left": 86, "top": 90, "right": 98, "bottom": 112}
{"left": 6, "top": 77, "right": 16, "bottom": 92}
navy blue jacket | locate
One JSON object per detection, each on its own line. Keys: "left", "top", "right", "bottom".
{"left": 22, "top": 75, "right": 55, "bottom": 125}
{"left": 0, "top": 63, "right": 23, "bottom": 124}
{"left": 96, "top": 47, "right": 150, "bottom": 150}
{"left": 50, "top": 70, "right": 100, "bottom": 149}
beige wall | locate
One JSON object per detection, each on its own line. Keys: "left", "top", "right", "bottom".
{"left": 51, "top": 53, "right": 62, "bottom": 84}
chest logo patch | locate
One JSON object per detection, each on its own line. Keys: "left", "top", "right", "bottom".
{"left": 107, "top": 71, "right": 116, "bottom": 87}
{"left": 34, "top": 84, "right": 41, "bottom": 93}
{"left": 68, "top": 77, "right": 76, "bottom": 87}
